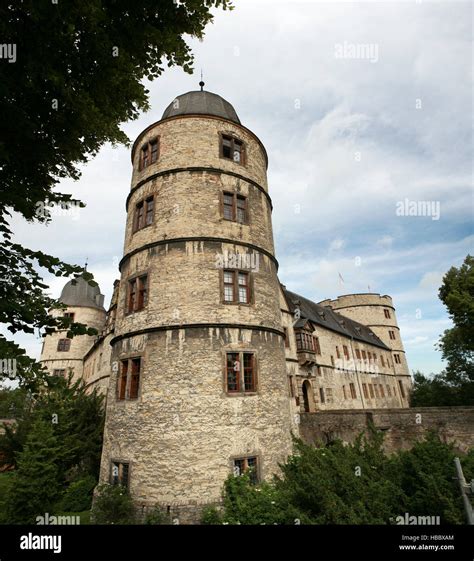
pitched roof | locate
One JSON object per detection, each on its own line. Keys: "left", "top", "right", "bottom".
{"left": 282, "top": 287, "right": 389, "bottom": 350}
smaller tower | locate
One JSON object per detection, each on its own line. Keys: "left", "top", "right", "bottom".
{"left": 40, "top": 275, "right": 106, "bottom": 381}
{"left": 318, "top": 293, "right": 412, "bottom": 405}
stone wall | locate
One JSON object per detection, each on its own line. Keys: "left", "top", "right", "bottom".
{"left": 299, "top": 407, "right": 474, "bottom": 454}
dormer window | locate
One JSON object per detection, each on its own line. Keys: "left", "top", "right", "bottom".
{"left": 220, "top": 134, "right": 245, "bottom": 164}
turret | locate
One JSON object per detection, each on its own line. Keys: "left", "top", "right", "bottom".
{"left": 99, "top": 87, "right": 293, "bottom": 522}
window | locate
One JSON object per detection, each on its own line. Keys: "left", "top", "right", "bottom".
{"left": 384, "top": 309, "right": 391, "bottom": 319}
{"left": 226, "top": 352, "right": 256, "bottom": 393}
{"left": 283, "top": 327, "right": 289, "bottom": 348}
{"left": 117, "top": 358, "right": 141, "bottom": 401}
{"left": 381, "top": 355, "right": 385, "bottom": 367}
{"left": 139, "top": 137, "right": 159, "bottom": 170}
{"left": 355, "top": 349, "right": 361, "bottom": 359}
{"left": 362, "top": 383, "right": 369, "bottom": 399}
{"left": 133, "top": 196, "right": 154, "bottom": 232}
{"left": 342, "top": 385, "right": 347, "bottom": 400}
{"left": 369, "top": 384, "right": 375, "bottom": 398}
{"left": 53, "top": 369, "right": 66, "bottom": 377}
{"left": 349, "top": 383, "right": 357, "bottom": 399}
{"left": 221, "top": 134, "right": 245, "bottom": 164}
{"left": 398, "top": 380, "right": 406, "bottom": 398}
{"left": 394, "top": 354, "right": 401, "bottom": 364}
{"left": 343, "top": 345, "right": 350, "bottom": 360}
{"left": 336, "top": 346, "right": 341, "bottom": 359}
{"left": 319, "top": 387, "right": 325, "bottom": 404}
{"left": 330, "top": 355, "right": 335, "bottom": 366}
{"left": 379, "top": 384, "right": 385, "bottom": 398}
{"left": 111, "top": 461, "right": 130, "bottom": 488}
{"left": 223, "top": 270, "right": 250, "bottom": 304}
{"left": 288, "top": 376, "right": 294, "bottom": 398}
{"left": 57, "top": 338, "right": 71, "bottom": 352}
{"left": 222, "top": 192, "right": 247, "bottom": 223}
{"left": 129, "top": 358, "right": 141, "bottom": 399}
{"left": 313, "top": 337, "right": 321, "bottom": 355}
{"left": 361, "top": 350, "right": 367, "bottom": 360}
{"left": 389, "top": 330, "right": 396, "bottom": 340}
{"left": 127, "top": 275, "right": 148, "bottom": 313}
{"left": 233, "top": 457, "right": 258, "bottom": 483}
{"left": 63, "top": 312, "right": 75, "bottom": 322}
{"left": 295, "top": 331, "right": 318, "bottom": 353}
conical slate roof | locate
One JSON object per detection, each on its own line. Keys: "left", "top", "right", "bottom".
{"left": 162, "top": 90, "right": 241, "bottom": 125}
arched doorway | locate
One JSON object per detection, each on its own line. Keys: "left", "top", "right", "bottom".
{"left": 302, "top": 380, "right": 314, "bottom": 412}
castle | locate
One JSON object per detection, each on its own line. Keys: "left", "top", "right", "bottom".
{"left": 40, "top": 86, "right": 412, "bottom": 522}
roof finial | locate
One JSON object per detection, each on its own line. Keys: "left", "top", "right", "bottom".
{"left": 199, "top": 69, "right": 205, "bottom": 91}
{"left": 84, "top": 257, "right": 88, "bottom": 271}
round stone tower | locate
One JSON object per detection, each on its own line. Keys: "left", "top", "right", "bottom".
{"left": 318, "top": 293, "right": 412, "bottom": 404}
{"left": 99, "top": 88, "right": 293, "bottom": 521}
{"left": 40, "top": 275, "right": 106, "bottom": 381}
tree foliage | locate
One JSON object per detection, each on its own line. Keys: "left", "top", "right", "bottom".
{"left": 203, "top": 434, "right": 472, "bottom": 525}
{"left": 6, "top": 419, "right": 62, "bottom": 524}
{"left": 411, "top": 255, "right": 474, "bottom": 406}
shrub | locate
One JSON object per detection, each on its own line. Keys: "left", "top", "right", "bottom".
{"left": 59, "top": 475, "right": 96, "bottom": 512}
{"left": 91, "top": 484, "right": 135, "bottom": 525}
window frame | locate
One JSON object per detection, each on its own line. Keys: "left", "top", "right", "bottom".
{"left": 117, "top": 357, "right": 142, "bottom": 401}
{"left": 225, "top": 351, "right": 257, "bottom": 395}
{"left": 232, "top": 455, "right": 259, "bottom": 484}
{"left": 221, "top": 191, "right": 248, "bottom": 224}
{"left": 133, "top": 195, "right": 155, "bottom": 233}
{"left": 110, "top": 460, "right": 130, "bottom": 488}
{"left": 127, "top": 273, "right": 148, "bottom": 314}
{"left": 219, "top": 133, "right": 246, "bottom": 166}
{"left": 221, "top": 270, "right": 252, "bottom": 305}
{"left": 57, "top": 338, "right": 71, "bottom": 352}
{"left": 139, "top": 137, "right": 160, "bottom": 171}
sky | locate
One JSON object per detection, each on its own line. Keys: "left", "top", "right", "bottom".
{"left": 4, "top": 0, "right": 473, "bottom": 375}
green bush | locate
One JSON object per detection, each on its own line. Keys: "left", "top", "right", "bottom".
{"left": 144, "top": 505, "right": 168, "bottom": 525}
{"left": 91, "top": 484, "right": 135, "bottom": 525}
{"left": 59, "top": 475, "right": 96, "bottom": 512}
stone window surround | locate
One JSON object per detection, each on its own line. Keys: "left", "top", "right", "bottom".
{"left": 132, "top": 194, "right": 155, "bottom": 234}
{"left": 221, "top": 190, "right": 249, "bottom": 225}
{"left": 138, "top": 136, "right": 160, "bottom": 171}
